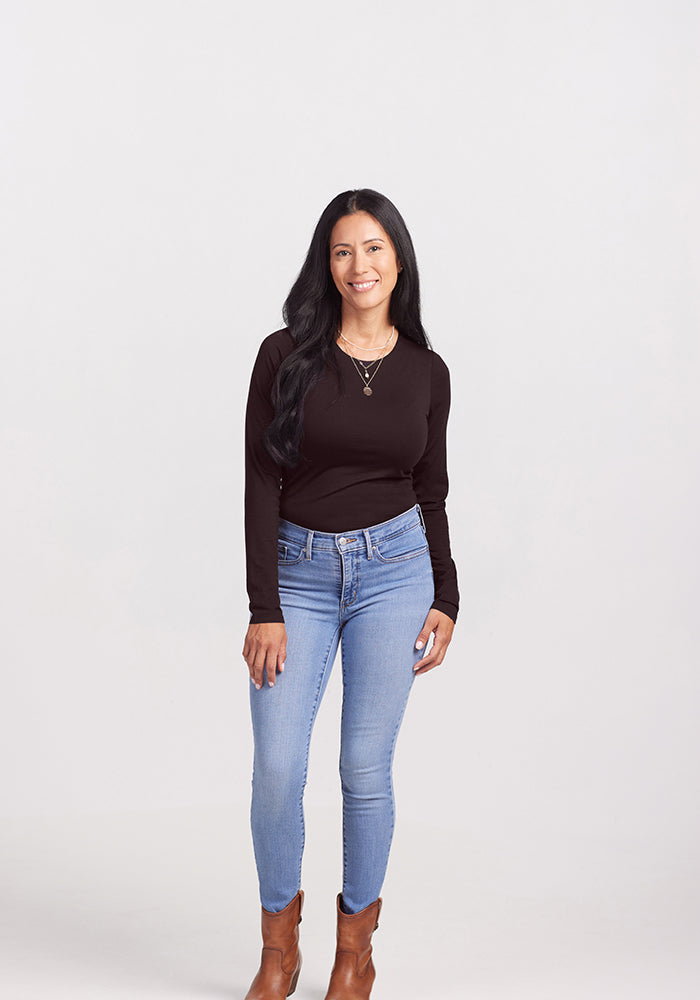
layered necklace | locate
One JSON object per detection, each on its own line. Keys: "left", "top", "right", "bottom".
{"left": 338, "top": 326, "right": 395, "bottom": 397}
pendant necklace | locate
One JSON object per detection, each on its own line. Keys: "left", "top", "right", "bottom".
{"left": 338, "top": 326, "right": 395, "bottom": 397}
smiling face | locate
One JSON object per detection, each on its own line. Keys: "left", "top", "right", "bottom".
{"left": 329, "top": 211, "right": 402, "bottom": 320}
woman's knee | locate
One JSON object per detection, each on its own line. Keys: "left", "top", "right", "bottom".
{"left": 253, "top": 749, "right": 306, "bottom": 805}
{"left": 339, "top": 742, "right": 391, "bottom": 799}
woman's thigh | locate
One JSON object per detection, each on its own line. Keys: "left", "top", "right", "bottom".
{"left": 249, "top": 562, "right": 342, "bottom": 771}
{"left": 339, "top": 544, "right": 435, "bottom": 758}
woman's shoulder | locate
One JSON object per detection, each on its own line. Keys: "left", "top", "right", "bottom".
{"left": 258, "top": 326, "right": 296, "bottom": 358}
{"left": 400, "top": 336, "right": 451, "bottom": 380}
{"left": 252, "top": 327, "right": 296, "bottom": 372}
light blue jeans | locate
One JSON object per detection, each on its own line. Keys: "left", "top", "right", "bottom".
{"left": 249, "top": 503, "right": 435, "bottom": 914}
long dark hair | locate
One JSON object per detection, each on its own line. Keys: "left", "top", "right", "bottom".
{"left": 264, "top": 188, "right": 432, "bottom": 468}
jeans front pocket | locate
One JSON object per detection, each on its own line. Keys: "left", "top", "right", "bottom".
{"left": 278, "top": 537, "right": 305, "bottom": 565}
{"left": 372, "top": 521, "right": 429, "bottom": 564}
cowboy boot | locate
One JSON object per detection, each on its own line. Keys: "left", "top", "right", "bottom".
{"left": 244, "top": 889, "right": 303, "bottom": 1000}
{"left": 323, "top": 893, "right": 382, "bottom": 999}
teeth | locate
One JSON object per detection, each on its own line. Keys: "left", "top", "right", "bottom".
{"left": 351, "top": 280, "right": 377, "bottom": 291}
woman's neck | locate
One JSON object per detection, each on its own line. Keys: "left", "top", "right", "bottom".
{"left": 337, "top": 313, "right": 395, "bottom": 350}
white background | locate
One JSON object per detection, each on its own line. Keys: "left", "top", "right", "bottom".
{"left": 1, "top": 1, "right": 698, "bottom": 997}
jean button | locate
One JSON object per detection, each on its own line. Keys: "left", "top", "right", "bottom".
{"left": 339, "top": 537, "right": 346, "bottom": 545}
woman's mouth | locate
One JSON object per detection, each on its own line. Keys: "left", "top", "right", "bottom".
{"left": 349, "top": 280, "right": 378, "bottom": 292}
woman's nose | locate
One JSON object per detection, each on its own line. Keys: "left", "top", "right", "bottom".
{"left": 351, "top": 259, "right": 368, "bottom": 277}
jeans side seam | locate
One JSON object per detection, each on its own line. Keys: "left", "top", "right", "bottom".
{"left": 379, "top": 674, "right": 416, "bottom": 903}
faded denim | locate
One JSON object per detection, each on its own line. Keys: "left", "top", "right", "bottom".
{"left": 248, "top": 503, "right": 435, "bottom": 914}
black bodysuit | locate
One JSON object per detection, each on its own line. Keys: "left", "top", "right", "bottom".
{"left": 244, "top": 328, "right": 460, "bottom": 624}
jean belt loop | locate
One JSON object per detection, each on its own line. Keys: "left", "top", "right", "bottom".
{"left": 416, "top": 502, "right": 426, "bottom": 534}
{"left": 306, "top": 529, "right": 314, "bottom": 560}
{"left": 363, "top": 527, "right": 373, "bottom": 559}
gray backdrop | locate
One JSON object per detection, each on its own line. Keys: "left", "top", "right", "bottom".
{"left": 1, "top": 2, "right": 698, "bottom": 998}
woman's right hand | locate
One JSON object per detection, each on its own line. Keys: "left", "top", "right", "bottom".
{"left": 242, "top": 622, "right": 288, "bottom": 689}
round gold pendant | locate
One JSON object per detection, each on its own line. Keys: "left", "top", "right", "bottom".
{"left": 363, "top": 386, "right": 373, "bottom": 396}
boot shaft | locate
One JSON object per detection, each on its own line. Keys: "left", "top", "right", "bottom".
{"left": 324, "top": 894, "right": 382, "bottom": 1000}
{"left": 260, "top": 889, "right": 304, "bottom": 951}
{"left": 245, "top": 890, "right": 304, "bottom": 1000}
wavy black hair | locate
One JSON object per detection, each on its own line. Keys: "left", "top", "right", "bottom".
{"left": 264, "top": 188, "right": 432, "bottom": 468}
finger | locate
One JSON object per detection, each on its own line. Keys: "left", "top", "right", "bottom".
{"left": 411, "top": 637, "right": 432, "bottom": 670}
{"left": 413, "top": 653, "right": 437, "bottom": 674}
{"left": 415, "top": 619, "right": 439, "bottom": 649}
{"left": 265, "top": 650, "right": 278, "bottom": 688}
{"left": 251, "top": 648, "right": 267, "bottom": 690}
{"left": 413, "top": 646, "right": 436, "bottom": 672}
{"left": 413, "top": 640, "right": 447, "bottom": 674}
{"left": 414, "top": 655, "right": 440, "bottom": 675}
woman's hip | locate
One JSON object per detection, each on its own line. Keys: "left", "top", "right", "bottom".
{"left": 276, "top": 503, "right": 434, "bottom": 618}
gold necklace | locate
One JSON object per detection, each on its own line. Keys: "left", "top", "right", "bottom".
{"left": 339, "top": 328, "right": 394, "bottom": 351}
{"left": 338, "top": 326, "right": 395, "bottom": 396}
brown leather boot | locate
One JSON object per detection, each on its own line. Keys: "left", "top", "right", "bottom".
{"left": 323, "top": 893, "right": 382, "bottom": 1000}
{"left": 244, "top": 889, "right": 303, "bottom": 1000}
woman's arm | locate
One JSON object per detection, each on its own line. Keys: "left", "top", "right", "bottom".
{"left": 244, "top": 334, "right": 286, "bottom": 624}
{"left": 411, "top": 351, "right": 460, "bottom": 625}
{"left": 242, "top": 333, "right": 293, "bottom": 689}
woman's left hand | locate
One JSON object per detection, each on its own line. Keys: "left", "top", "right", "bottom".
{"left": 412, "top": 609, "right": 455, "bottom": 675}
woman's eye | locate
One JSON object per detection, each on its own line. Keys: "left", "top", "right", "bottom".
{"left": 334, "top": 246, "right": 382, "bottom": 258}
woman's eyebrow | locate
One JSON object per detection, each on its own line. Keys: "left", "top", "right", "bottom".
{"left": 332, "top": 237, "right": 386, "bottom": 250}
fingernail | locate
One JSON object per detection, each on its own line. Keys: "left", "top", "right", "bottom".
{"left": 416, "top": 640, "right": 423, "bottom": 649}
{"left": 255, "top": 683, "right": 261, "bottom": 690}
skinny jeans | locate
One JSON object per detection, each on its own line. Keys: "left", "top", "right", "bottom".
{"left": 249, "top": 503, "right": 435, "bottom": 914}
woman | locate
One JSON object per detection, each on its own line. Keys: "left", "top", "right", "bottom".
{"left": 241, "top": 188, "right": 459, "bottom": 1000}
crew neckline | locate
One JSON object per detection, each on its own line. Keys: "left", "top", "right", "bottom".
{"left": 334, "top": 332, "right": 402, "bottom": 361}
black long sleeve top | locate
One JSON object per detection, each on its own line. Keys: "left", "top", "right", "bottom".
{"left": 244, "top": 328, "right": 459, "bottom": 624}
